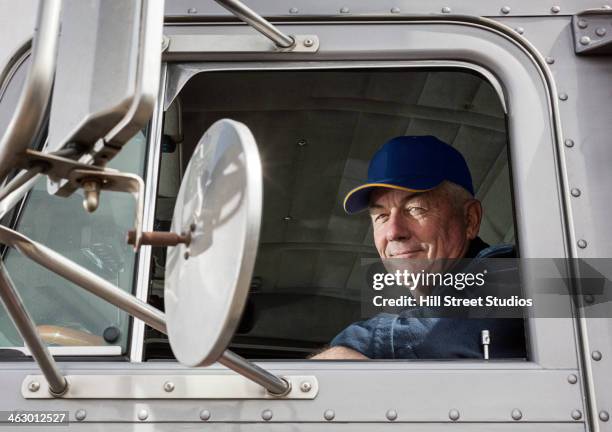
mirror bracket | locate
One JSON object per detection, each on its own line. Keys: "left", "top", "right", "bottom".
{"left": 20, "top": 150, "right": 145, "bottom": 250}
{"left": 22, "top": 374, "right": 318, "bottom": 400}
{"left": 163, "top": 34, "right": 319, "bottom": 61}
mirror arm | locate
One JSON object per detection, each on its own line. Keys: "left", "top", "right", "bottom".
{"left": 0, "top": 166, "right": 44, "bottom": 205}
{"left": 0, "top": 225, "right": 290, "bottom": 396}
{"left": 213, "top": 0, "right": 295, "bottom": 48}
{"left": 0, "top": 225, "right": 167, "bottom": 334}
{"left": 219, "top": 350, "right": 290, "bottom": 396}
{"left": 0, "top": 0, "right": 61, "bottom": 184}
{"left": 0, "top": 261, "right": 68, "bottom": 396}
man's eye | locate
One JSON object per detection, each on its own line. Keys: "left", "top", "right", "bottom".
{"left": 373, "top": 213, "right": 388, "bottom": 223}
{"left": 405, "top": 206, "right": 426, "bottom": 216}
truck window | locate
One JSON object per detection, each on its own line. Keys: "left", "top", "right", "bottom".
{"left": 144, "top": 68, "right": 521, "bottom": 361}
{"left": 0, "top": 131, "right": 147, "bottom": 355}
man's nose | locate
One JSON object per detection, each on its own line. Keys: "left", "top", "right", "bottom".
{"left": 385, "top": 209, "right": 411, "bottom": 242}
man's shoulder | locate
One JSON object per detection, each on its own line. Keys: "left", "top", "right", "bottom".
{"left": 475, "top": 242, "right": 516, "bottom": 259}
{"left": 467, "top": 237, "right": 516, "bottom": 259}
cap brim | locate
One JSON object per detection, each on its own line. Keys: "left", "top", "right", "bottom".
{"left": 343, "top": 183, "right": 433, "bottom": 214}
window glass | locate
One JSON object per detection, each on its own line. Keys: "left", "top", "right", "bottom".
{"left": 0, "top": 132, "right": 147, "bottom": 354}
{"left": 145, "top": 69, "right": 519, "bottom": 360}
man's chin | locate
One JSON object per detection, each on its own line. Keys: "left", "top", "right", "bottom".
{"left": 383, "top": 255, "right": 433, "bottom": 275}
{"left": 390, "top": 252, "right": 425, "bottom": 259}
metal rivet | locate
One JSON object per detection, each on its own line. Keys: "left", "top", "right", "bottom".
{"left": 578, "top": 19, "right": 588, "bottom": 29}
{"left": 501, "top": 6, "right": 511, "bottom": 14}
{"left": 449, "top": 409, "right": 460, "bottom": 421}
{"left": 511, "top": 409, "right": 523, "bottom": 420}
{"left": 567, "top": 374, "right": 578, "bottom": 384}
{"left": 190, "top": 223, "right": 197, "bottom": 232}
{"left": 596, "top": 27, "right": 607, "bottom": 37}
{"left": 289, "top": 7, "right": 299, "bottom": 14}
{"left": 578, "top": 239, "right": 588, "bottom": 249}
{"left": 297, "top": 139, "right": 307, "bottom": 146}
{"left": 600, "top": 411, "right": 610, "bottom": 422}
{"left": 585, "top": 294, "right": 595, "bottom": 304}
{"left": 200, "top": 409, "right": 211, "bottom": 421}
{"left": 515, "top": 27, "right": 525, "bottom": 34}
{"left": 571, "top": 409, "right": 582, "bottom": 420}
{"left": 391, "top": 7, "right": 401, "bottom": 13}
{"left": 340, "top": 7, "right": 350, "bottom": 13}
{"left": 284, "top": 216, "right": 292, "bottom": 221}
{"left": 163, "top": 381, "right": 175, "bottom": 392}
{"left": 187, "top": 8, "right": 197, "bottom": 14}
{"left": 551, "top": 5, "right": 561, "bottom": 13}
{"left": 28, "top": 381, "right": 40, "bottom": 392}
{"left": 184, "top": 250, "right": 190, "bottom": 259}
{"left": 559, "top": 93, "right": 568, "bottom": 101}
{"left": 441, "top": 6, "right": 452, "bottom": 13}
{"left": 75, "top": 409, "right": 87, "bottom": 422}
{"left": 262, "top": 409, "right": 273, "bottom": 421}
{"left": 324, "top": 410, "right": 335, "bottom": 421}
{"left": 138, "top": 409, "right": 148, "bottom": 421}
{"left": 303, "top": 39, "right": 314, "bottom": 47}
{"left": 386, "top": 409, "right": 398, "bottom": 421}
{"left": 565, "top": 139, "right": 575, "bottom": 147}
{"left": 592, "top": 350, "right": 602, "bottom": 361}
{"left": 571, "top": 188, "right": 581, "bottom": 197}
{"left": 546, "top": 57, "right": 555, "bottom": 64}
{"left": 300, "top": 381, "right": 312, "bottom": 392}
{"left": 580, "top": 36, "right": 591, "bottom": 45}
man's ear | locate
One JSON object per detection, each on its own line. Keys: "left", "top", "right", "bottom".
{"left": 463, "top": 199, "right": 483, "bottom": 240}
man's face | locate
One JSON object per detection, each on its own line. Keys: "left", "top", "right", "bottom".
{"left": 368, "top": 186, "right": 480, "bottom": 261}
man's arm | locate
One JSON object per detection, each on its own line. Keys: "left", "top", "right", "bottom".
{"left": 310, "top": 346, "right": 369, "bottom": 359}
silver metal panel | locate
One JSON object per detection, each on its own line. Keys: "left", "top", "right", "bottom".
{"left": 0, "top": 362, "right": 583, "bottom": 422}
{"left": 164, "top": 0, "right": 605, "bottom": 18}
{"left": 22, "top": 374, "right": 318, "bottom": 399}
{"left": 0, "top": 424, "right": 587, "bottom": 431}
{"left": 500, "top": 15, "right": 612, "bottom": 432}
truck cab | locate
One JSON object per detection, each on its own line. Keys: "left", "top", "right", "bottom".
{"left": 0, "top": 0, "right": 611, "bottom": 429}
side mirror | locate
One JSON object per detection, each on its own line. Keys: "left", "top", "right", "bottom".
{"left": 164, "top": 119, "right": 262, "bottom": 367}
{"left": 46, "top": 0, "right": 164, "bottom": 195}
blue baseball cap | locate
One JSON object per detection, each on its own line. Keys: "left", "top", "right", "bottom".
{"left": 343, "top": 135, "right": 474, "bottom": 214}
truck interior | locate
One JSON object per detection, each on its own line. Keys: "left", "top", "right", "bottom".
{"left": 143, "top": 67, "right": 518, "bottom": 360}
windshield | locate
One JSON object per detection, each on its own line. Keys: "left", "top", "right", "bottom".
{"left": 0, "top": 132, "right": 147, "bottom": 354}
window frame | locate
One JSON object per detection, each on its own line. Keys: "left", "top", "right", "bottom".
{"left": 147, "top": 19, "right": 577, "bottom": 369}
{"left": 133, "top": 18, "right": 583, "bottom": 421}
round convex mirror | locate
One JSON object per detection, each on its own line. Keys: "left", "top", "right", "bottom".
{"left": 165, "top": 119, "right": 262, "bottom": 366}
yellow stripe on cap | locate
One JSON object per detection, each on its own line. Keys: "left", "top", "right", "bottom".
{"left": 343, "top": 182, "right": 431, "bottom": 213}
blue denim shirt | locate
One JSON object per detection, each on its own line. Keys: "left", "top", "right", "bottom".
{"left": 330, "top": 238, "right": 526, "bottom": 359}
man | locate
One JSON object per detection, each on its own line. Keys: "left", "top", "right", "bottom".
{"left": 313, "top": 135, "right": 525, "bottom": 359}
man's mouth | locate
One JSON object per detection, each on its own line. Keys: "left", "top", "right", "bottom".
{"left": 389, "top": 250, "right": 423, "bottom": 258}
